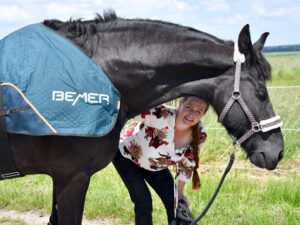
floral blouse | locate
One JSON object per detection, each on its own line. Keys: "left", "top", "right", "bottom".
{"left": 119, "top": 104, "right": 207, "bottom": 182}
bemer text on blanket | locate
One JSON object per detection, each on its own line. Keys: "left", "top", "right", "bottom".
{"left": 52, "top": 91, "right": 110, "bottom": 106}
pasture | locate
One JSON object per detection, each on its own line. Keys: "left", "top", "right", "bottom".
{"left": 0, "top": 52, "right": 299, "bottom": 225}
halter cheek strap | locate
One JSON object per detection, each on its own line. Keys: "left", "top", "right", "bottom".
{"left": 218, "top": 44, "right": 283, "bottom": 145}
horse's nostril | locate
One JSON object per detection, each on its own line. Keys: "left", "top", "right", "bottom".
{"left": 278, "top": 150, "right": 284, "bottom": 161}
{"left": 259, "top": 152, "right": 267, "bottom": 168}
{"left": 260, "top": 152, "right": 266, "bottom": 160}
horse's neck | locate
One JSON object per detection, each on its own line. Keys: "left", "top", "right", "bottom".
{"left": 91, "top": 26, "right": 234, "bottom": 118}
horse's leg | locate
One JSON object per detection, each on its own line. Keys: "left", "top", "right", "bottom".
{"left": 48, "top": 181, "right": 58, "bottom": 225}
{"left": 54, "top": 172, "right": 90, "bottom": 225}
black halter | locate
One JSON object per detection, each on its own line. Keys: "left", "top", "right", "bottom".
{"left": 218, "top": 48, "right": 282, "bottom": 145}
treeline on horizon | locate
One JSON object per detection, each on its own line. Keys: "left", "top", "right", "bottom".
{"left": 263, "top": 44, "right": 300, "bottom": 53}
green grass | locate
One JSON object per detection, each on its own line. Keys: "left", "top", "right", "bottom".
{"left": 265, "top": 51, "right": 300, "bottom": 86}
{"left": 0, "top": 175, "right": 52, "bottom": 213}
{"left": 85, "top": 166, "right": 300, "bottom": 225}
{"left": 0, "top": 166, "right": 299, "bottom": 225}
{"left": 0, "top": 51, "right": 299, "bottom": 224}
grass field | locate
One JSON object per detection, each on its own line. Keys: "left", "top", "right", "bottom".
{"left": 265, "top": 51, "right": 300, "bottom": 86}
{"left": 0, "top": 51, "right": 299, "bottom": 225}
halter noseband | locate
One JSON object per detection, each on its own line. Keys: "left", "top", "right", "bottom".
{"left": 217, "top": 43, "right": 283, "bottom": 145}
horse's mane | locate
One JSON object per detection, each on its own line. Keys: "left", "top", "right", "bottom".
{"left": 43, "top": 10, "right": 233, "bottom": 48}
{"left": 43, "top": 10, "right": 271, "bottom": 80}
{"left": 43, "top": 10, "right": 117, "bottom": 40}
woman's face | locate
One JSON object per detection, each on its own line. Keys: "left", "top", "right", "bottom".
{"left": 176, "top": 97, "right": 207, "bottom": 130}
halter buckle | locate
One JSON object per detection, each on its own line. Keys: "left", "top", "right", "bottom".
{"left": 232, "top": 91, "right": 241, "bottom": 100}
{"left": 252, "top": 122, "right": 261, "bottom": 132}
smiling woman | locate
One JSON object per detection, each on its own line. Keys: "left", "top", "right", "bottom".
{"left": 113, "top": 97, "right": 208, "bottom": 225}
{"left": 176, "top": 97, "right": 208, "bottom": 130}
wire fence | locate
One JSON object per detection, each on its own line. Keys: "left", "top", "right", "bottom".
{"left": 206, "top": 127, "right": 300, "bottom": 131}
{"left": 268, "top": 86, "right": 300, "bottom": 89}
{"left": 199, "top": 164, "right": 300, "bottom": 173}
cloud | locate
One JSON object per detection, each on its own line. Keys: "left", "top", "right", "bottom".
{"left": 250, "top": 0, "right": 300, "bottom": 19}
{"left": 93, "top": 0, "right": 196, "bottom": 18}
{"left": 44, "top": 2, "right": 95, "bottom": 19}
{"left": 252, "top": 5, "right": 287, "bottom": 17}
{"left": 215, "top": 14, "right": 246, "bottom": 25}
{"left": 0, "top": 5, "right": 32, "bottom": 22}
{"left": 290, "top": 7, "right": 300, "bottom": 21}
{"left": 201, "top": 0, "right": 230, "bottom": 12}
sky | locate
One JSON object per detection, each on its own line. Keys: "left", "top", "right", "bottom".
{"left": 0, "top": 0, "right": 299, "bottom": 46}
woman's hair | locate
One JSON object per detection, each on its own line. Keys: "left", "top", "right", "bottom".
{"left": 190, "top": 123, "right": 201, "bottom": 191}
{"left": 181, "top": 96, "right": 208, "bottom": 191}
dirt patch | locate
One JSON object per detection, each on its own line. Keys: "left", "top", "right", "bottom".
{"left": 0, "top": 209, "right": 112, "bottom": 225}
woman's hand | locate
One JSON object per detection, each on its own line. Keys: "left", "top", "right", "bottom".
{"left": 178, "top": 192, "right": 189, "bottom": 207}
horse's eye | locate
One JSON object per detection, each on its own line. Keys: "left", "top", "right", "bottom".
{"left": 247, "top": 76, "right": 267, "bottom": 100}
{"left": 256, "top": 87, "right": 267, "bottom": 100}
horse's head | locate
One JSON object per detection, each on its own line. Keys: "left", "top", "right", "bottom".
{"left": 215, "top": 25, "right": 284, "bottom": 170}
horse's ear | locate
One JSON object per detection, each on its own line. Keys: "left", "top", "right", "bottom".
{"left": 253, "top": 32, "right": 269, "bottom": 52}
{"left": 238, "top": 24, "right": 253, "bottom": 56}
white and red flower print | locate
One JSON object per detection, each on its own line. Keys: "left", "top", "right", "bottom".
{"left": 148, "top": 153, "right": 176, "bottom": 170}
{"left": 119, "top": 105, "right": 207, "bottom": 182}
{"left": 145, "top": 126, "right": 169, "bottom": 149}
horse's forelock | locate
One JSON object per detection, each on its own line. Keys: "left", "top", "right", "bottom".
{"left": 246, "top": 49, "right": 271, "bottom": 82}
{"left": 257, "top": 52, "right": 272, "bottom": 81}
{"left": 263, "top": 57, "right": 272, "bottom": 80}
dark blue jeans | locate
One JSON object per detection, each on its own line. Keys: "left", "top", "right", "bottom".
{"left": 113, "top": 150, "right": 175, "bottom": 225}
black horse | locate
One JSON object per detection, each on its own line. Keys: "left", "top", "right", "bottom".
{"left": 0, "top": 11, "right": 283, "bottom": 225}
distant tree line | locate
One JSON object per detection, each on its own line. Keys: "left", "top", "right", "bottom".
{"left": 263, "top": 44, "right": 300, "bottom": 52}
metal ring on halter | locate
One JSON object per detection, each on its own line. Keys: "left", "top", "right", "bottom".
{"left": 252, "top": 122, "right": 261, "bottom": 132}
{"left": 232, "top": 91, "right": 241, "bottom": 99}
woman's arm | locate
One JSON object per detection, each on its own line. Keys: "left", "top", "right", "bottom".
{"left": 178, "top": 180, "right": 189, "bottom": 206}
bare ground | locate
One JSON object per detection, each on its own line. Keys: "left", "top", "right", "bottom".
{"left": 0, "top": 208, "right": 112, "bottom": 225}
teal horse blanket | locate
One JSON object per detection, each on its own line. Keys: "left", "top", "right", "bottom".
{"left": 0, "top": 23, "right": 120, "bottom": 136}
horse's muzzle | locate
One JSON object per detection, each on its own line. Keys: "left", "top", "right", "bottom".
{"left": 250, "top": 147, "right": 284, "bottom": 170}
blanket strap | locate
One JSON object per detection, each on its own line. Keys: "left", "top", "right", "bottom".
{"left": 0, "top": 83, "right": 23, "bottom": 179}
